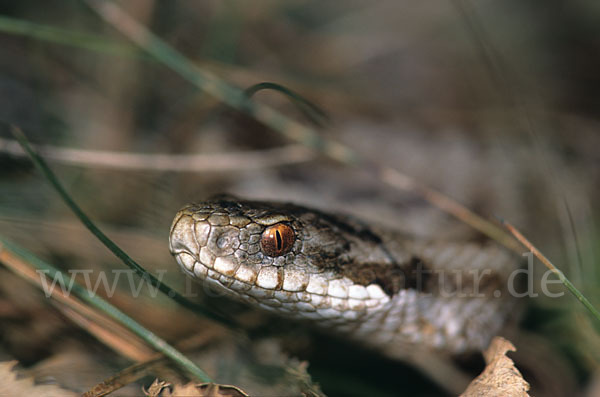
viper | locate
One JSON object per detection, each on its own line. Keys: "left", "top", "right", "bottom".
{"left": 169, "top": 195, "right": 519, "bottom": 391}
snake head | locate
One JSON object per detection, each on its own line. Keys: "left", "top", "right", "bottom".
{"left": 169, "top": 195, "right": 394, "bottom": 322}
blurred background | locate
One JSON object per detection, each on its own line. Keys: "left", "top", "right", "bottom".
{"left": 0, "top": 1, "right": 599, "bottom": 396}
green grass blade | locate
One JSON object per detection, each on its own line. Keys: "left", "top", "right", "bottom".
{"left": 9, "top": 125, "right": 236, "bottom": 329}
{"left": 503, "top": 219, "right": 600, "bottom": 323}
{"left": 84, "top": 0, "right": 359, "bottom": 165}
{"left": 244, "top": 82, "right": 330, "bottom": 127}
{"left": 0, "top": 237, "right": 213, "bottom": 382}
{"left": 0, "top": 15, "right": 140, "bottom": 56}
{"left": 562, "top": 277, "right": 600, "bottom": 322}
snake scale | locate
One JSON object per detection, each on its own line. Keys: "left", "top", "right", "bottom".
{"left": 169, "top": 195, "right": 518, "bottom": 363}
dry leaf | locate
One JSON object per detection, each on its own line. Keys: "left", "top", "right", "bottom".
{"left": 146, "top": 380, "right": 249, "bottom": 397}
{"left": 0, "top": 361, "right": 77, "bottom": 397}
{"left": 172, "top": 383, "right": 249, "bottom": 397}
{"left": 144, "top": 379, "right": 171, "bottom": 397}
{"left": 461, "top": 337, "right": 530, "bottom": 397}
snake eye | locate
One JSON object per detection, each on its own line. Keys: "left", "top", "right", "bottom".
{"left": 260, "top": 223, "right": 295, "bottom": 257}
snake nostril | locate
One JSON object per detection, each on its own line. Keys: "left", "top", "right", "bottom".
{"left": 217, "top": 234, "right": 230, "bottom": 249}
{"left": 208, "top": 226, "right": 240, "bottom": 256}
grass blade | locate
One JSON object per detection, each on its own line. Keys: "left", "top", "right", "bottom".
{"left": 0, "top": 15, "right": 139, "bottom": 56}
{"left": 8, "top": 125, "right": 236, "bottom": 329}
{"left": 244, "top": 82, "right": 330, "bottom": 127}
{"left": 0, "top": 237, "right": 213, "bottom": 383}
{"left": 503, "top": 220, "right": 600, "bottom": 322}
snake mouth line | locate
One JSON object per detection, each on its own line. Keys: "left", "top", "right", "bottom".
{"left": 176, "top": 252, "right": 395, "bottom": 325}
{"left": 170, "top": 245, "right": 392, "bottom": 320}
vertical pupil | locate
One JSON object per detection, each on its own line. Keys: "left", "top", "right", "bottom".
{"left": 275, "top": 230, "right": 282, "bottom": 250}
{"left": 260, "top": 224, "right": 294, "bottom": 257}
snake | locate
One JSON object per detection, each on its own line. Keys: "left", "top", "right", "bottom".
{"left": 169, "top": 195, "right": 518, "bottom": 360}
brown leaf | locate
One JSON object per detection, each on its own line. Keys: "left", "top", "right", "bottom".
{"left": 461, "top": 337, "right": 530, "bottom": 397}
{"left": 144, "top": 379, "right": 171, "bottom": 397}
{"left": 144, "top": 380, "right": 250, "bottom": 397}
{"left": 0, "top": 361, "right": 77, "bottom": 397}
{"left": 164, "top": 382, "right": 249, "bottom": 397}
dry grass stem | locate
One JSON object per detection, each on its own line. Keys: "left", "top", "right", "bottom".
{"left": 0, "top": 242, "right": 155, "bottom": 362}
{"left": 82, "top": 329, "right": 226, "bottom": 397}
{"left": 503, "top": 220, "right": 600, "bottom": 321}
{"left": 379, "top": 166, "right": 522, "bottom": 253}
{"left": 0, "top": 137, "right": 314, "bottom": 172}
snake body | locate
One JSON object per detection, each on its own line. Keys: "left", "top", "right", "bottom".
{"left": 169, "top": 195, "right": 517, "bottom": 357}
